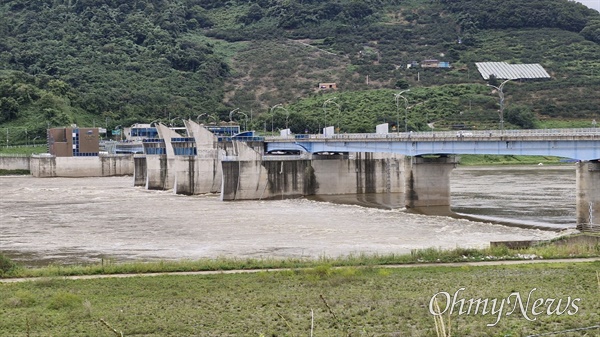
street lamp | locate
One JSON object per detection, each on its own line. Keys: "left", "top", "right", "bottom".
{"left": 115, "top": 125, "right": 122, "bottom": 142}
{"left": 270, "top": 104, "right": 289, "bottom": 134}
{"left": 196, "top": 113, "right": 207, "bottom": 123}
{"left": 394, "top": 90, "right": 410, "bottom": 133}
{"left": 169, "top": 117, "right": 181, "bottom": 127}
{"left": 238, "top": 112, "right": 248, "bottom": 131}
{"left": 33, "top": 136, "right": 40, "bottom": 147}
{"left": 323, "top": 97, "right": 340, "bottom": 132}
{"left": 229, "top": 108, "right": 239, "bottom": 123}
{"left": 487, "top": 79, "right": 512, "bottom": 131}
{"left": 282, "top": 107, "right": 290, "bottom": 130}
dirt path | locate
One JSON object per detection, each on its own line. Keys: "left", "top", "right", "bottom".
{"left": 2, "top": 257, "right": 599, "bottom": 284}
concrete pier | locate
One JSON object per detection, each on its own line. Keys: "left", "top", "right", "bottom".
{"left": 221, "top": 141, "right": 405, "bottom": 201}
{"left": 133, "top": 155, "right": 147, "bottom": 187}
{"left": 144, "top": 124, "right": 180, "bottom": 190}
{"left": 172, "top": 121, "right": 223, "bottom": 195}
{"left": 576, "top": 161, "right": 600, "bottom": 230}
{"left": 221, "top": 141, "right": 273, "bottom": 200}
{"left": 405, "top": 156, "right": 458, "bottom": 214}
{"left": 145, "top": 155, "right": 171, "bottom": 190}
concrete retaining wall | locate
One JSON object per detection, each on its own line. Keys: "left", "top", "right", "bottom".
{"left": 30, "top": 155, "right": 134, "bottom": 177}
{"left": 0, "top": 156, "right": 30, "bottom": 171}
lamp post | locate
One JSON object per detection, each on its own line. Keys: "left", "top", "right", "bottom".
{"left": 282, "top": 107, "right": 290, "bottom": 130}
{"left": 487, "top": 79, "right": 512, "bottom": 131}
{"left": 394, "top": 90, "right": 410, "bottom": 133}
{"left": 196, "top": 113, "right": 207, "bottom": 123}
{"left": 238, "top": 112, "right": 248, "bottom": 131}
{"left": 169, "top": 117, "right": 181, "bottom": 127}
{"left": 229, "top": 108, "right": 239, "bottom": 123}
{"left": 592, "top": 119, "right": 597, "bottom": 129}
{"left": 323, "top": 97, "right": 340, "bottom": 132}
{"left": 115, "top": 125, "right": 122, "bottom": 142}
{"left": 270, "top": 104, "right": 281, "bottom": 136}
{"left": 33, "top": 136, "right": 40, "bottom": 147}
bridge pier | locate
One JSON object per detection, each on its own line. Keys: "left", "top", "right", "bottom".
{"left": 576, "top": 161, "right": 600, "bottom": 231}
{"left": 133, "top": 155, "right": 147, "bottom": 187}
{"left": 405, "top": 156, "right": 458, "bottom": 215}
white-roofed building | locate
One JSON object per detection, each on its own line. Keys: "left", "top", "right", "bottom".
{"left": 475, "top": 62, "right": 551, "bottom": 80}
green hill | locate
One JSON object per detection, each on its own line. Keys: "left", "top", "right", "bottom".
{"left": 0, "top": 0, "right": 599, "bottom": 141}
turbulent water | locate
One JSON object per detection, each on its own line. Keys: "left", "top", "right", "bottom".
{"left": 0, "top": 165, "right": 576, "bottom": 266}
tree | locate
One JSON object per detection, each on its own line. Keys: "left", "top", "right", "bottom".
{"left": 505, "top": 105, "right": 536, "bottom": 129}
{"left": 0, "top": 97, "right": 19, "bottom": 122}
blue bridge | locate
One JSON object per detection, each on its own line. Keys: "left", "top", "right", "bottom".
{"left": 264, "top": 128, "right": 600, "bottom": 161}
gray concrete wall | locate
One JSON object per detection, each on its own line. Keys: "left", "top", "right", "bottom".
{"left": 221, "top": 141, "right": 269, "bottom": 200}
{"left": 133, "top": 155, "right": 147, "bottom": 187}
{"left": 0, "top": 156, "right": 30, "bottom": 171}
{"left": 173, "top": 152, "right": 222, "bottom": 195}
{"left": 145, "top": 155, "right": 172, "bottom": 190}
{"left": 30, "top": 155, "right": 133, "bottom": 177}
{"left": 221, "top": 146, "right": 405, "bottom": 201}
{"left": 405, "top": 156, "right": 457, "bottom": 214}
{"left": 312, "top": 152, "right": 404, "bottom": 195}
{"left": 576, "top": 161, "right": 600, "bottom": 231}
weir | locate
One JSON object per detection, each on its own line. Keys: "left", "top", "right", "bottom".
{"left": 5, "top": 121, "right": 598, "bottom": 230}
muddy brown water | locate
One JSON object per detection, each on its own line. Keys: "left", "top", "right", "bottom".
{"left": 0, "top": 165, "right": 576, "bottom": 266}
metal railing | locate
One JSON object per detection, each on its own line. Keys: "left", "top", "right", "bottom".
{"left": 264, "top": 128, "right": 600, "bottom": 142}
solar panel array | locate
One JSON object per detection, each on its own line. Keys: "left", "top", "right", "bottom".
{"left": 475, "top": 62, "right": 551, "bottom": 80}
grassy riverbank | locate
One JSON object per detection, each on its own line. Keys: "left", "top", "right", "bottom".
{"left": 1, "top": 261, "right": 599, "bottom": 336}
{"left": 0, "top": 146, "right": 46, "bottom": 155}
{"left": 2, "top": 234, "right": 599, "bottom": 279}
{"left": 1, "top": 236, "right": 599, "bottom": 336}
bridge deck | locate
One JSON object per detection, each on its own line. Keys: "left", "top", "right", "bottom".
{"left": 264, "top": 128, "right": 600, "bottom": 161}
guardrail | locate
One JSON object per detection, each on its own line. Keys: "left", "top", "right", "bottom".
{"left": 264, "top": 128, "right": 600, "bottom": 142}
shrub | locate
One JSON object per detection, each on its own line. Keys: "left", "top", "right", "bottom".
{"left": 48, "top": 292, "right": 83, "bottom": 310}
{"left": 0, "top": 253, "right": 17, "bottom": 276}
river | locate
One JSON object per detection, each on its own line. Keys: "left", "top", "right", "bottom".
{"left": 0, "top": 165, "right": 576, "bottom": 266}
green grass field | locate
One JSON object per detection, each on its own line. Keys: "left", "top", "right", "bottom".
{"left": 1, "top": 262, "right": 599, "bottom": 336}
{"left": 1, "top": 236, "right": 600, "bottom": 336}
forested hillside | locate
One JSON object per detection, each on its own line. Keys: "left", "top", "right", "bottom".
{"left": 0, "top": 0, "right": 599, "bottom": 141}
